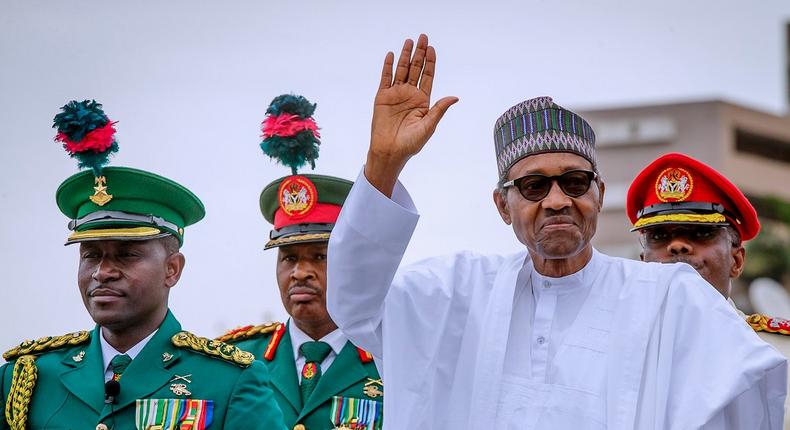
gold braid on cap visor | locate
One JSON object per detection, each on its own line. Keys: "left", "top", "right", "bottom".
{"left": 633, "top": 213, "right": 727, "bottom": 229}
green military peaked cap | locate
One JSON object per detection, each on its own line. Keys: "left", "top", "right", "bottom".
{"left": 56, "top": 166, "right": 205, "bottom": 245}
{"left": 259, "top": 174, "right": 352, "bottom": 249}
{"left": 260, "top": 174, "right": 352, "bottom": 224}
{"left": 257, "top": 94, "right": 353, "bottom": 249}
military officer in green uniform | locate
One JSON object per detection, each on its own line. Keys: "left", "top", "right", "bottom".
{"left": 218, "top": 95, "right": 383, "bottom": 430}
{"left": 0, "top": 100, "right": 286, "bottom": 430}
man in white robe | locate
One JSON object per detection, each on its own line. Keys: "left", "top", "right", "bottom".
{"left": 327, "top": 34, "right": 787, "bottom": 429}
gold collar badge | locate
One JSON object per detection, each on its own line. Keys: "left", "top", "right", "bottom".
{"left": 363, "top": 378, "right": 383, "bottom": 398}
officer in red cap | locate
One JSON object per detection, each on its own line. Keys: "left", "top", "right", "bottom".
{"left": 217, "top": 95, "right": 383, "bottom": 430}
{"left": 628, "top": 152, "right": 790, "bottom": 428}
{"left": 627, "top": 152, "right": 759, "bottom": 298}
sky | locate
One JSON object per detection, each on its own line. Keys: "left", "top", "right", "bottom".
{"left": 1, "top": 0, "right": 789, "bottom": 354}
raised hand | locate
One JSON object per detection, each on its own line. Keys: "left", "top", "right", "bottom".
{"left": 365, "top": 34, "right": 459, "bottom": 197}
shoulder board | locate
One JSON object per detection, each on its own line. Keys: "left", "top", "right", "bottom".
{"left": 263, "top": 323, "right": 286, "bottom": 361}
{"left": 215, "top": 322, "right": 281, "bottom": 343}
{"left": 3, "top": 330, "right": 91, "bottom": 361}
{"left": 356, "top": 347, "right": 374, "bottom": 364}
{"left": 172, "top": 331, "right": 255, "bottom": 367}
{"left": 746, "top": 314, "right": 790, "bottom": 336}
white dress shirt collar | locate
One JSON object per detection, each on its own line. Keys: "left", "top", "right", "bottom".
{"left": 100, "top": 328, "right": 157, "bottom": 378}
{"left": 289, "top": 320, "right": 346, "bottom": 359}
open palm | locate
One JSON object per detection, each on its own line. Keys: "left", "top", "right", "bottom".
{"left": 366, "top": 34, "right": 458, "bottom": 195}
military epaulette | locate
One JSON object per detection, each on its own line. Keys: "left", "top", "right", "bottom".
{"left": 215, "top": 322, "right": 281, "bottom": 343}
{"left": 746, "top": 314, "right": 790, "bottom": 336}
{"left": 3, "top": 330, "right": 91, "bottom": 361}
{"left": 171, "top": 331, "right": 255, "bottom": 367}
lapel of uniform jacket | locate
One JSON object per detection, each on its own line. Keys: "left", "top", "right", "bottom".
{"left": 59, "top": 327, "right": 105, "bottom": 415}
{"left": 268, "top": 325, "right": 302, "bottom": 416}
{"left": 297, "top": 340, "right": 367, "bottom": 421}
{"left": 98, "top": 310, "right": 182, "bottom": 421}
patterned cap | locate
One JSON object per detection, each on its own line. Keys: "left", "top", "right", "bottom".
{"left": 627, "top": 152, "right": 760, "bottom": 241}
{"left": 493, "top": 96, "right": 596, "bottom": 180}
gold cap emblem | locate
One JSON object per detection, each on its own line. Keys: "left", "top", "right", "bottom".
{"left": 278, "top": 176, "right": 317, "bottom": 218}
{"left": 89, "top": 176, "right": 113, "bottom": 206}
{"left": 655, "top": 167, "right": 693, "bottom": 202}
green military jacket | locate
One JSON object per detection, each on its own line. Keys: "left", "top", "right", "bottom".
{"left": 221, "top": 322, "right": 383, "bottom": 430}
{"left": 0, "top": 311, "right": 286, "bottom": 430}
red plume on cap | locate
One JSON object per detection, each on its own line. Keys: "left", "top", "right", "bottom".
{"left": 627, "top": 153, "right": 760, "bottom": 241}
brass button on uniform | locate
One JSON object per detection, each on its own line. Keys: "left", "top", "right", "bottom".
{"left": 96, "top": 424, "right": 109, "bottom": 430}
{"left": 293, "top": 424, "right": 306, "bottom": 430}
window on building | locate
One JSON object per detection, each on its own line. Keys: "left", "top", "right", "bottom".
{"left": 735, "top": 129, "right": 790, "bottom": 164}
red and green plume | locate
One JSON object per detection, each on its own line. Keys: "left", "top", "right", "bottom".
{"left": 260, "top": 94, "right": 321, "bottom": 175}
{"left": 53, "top": 99, "right": 118, "bottom": 176}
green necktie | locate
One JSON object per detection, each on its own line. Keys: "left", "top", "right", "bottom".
{"left": 299, "top": 341, "right": 332, "bottom": 404}
{"left": 110, "top": 354, "right": 132, "bottom": 381}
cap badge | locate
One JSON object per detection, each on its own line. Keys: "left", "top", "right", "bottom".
{"left": 278, "top": 176, "right": 317, "bottom": 219}
{"left": 89, "top": 175, "right": 113, "bottom": 206}
{"left": 655, "top": 167, "right": 693, "bottom": 202}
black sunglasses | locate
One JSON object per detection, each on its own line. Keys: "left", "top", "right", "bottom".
{"left": 502, "top": 170, "right": 598, "bottom": 201}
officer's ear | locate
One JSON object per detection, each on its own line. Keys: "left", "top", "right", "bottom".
{"left": 493, "top": 188, "right": 512, "bottom": 225}
{"left": 730, "top": 244, "right": 745, "bottom": 280}
{"left": 164, "top": 251, "right": 186, "bottom": 288}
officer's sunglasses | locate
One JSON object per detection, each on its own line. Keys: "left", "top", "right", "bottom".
{"left": 502, "top": 170, "right": 598, "bottom": 201}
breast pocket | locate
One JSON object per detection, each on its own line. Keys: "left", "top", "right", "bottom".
{"left": 495, "top": 375, "right": 550, "bottom": 430}
{"left": 538, "top": 385, "right": 607, "bottom": 429}
{"left": 551, "top": 326, "right": 609, "bottom": 396}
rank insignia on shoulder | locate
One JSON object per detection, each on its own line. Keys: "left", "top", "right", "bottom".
{"left": 3, "top": 330, "right": 91, "bottom": 361}
{"left": 171, "top": 331, "right": 254, "bottom": 366}
{"left": 215, "top": 322, "right": 281, "bottom": 343}
{"left": 356, "top": 347, "right": 374, "bottom": 363}
{"left": 330, "top": 396, "right": 382, "bottom": 430}
{"left": 264, "top": 323, "right": 287, "bottom": 361}
{"left": 136, "top": 399, "right": 214, "bottom": 429}
{"left": 747, "top": 314, "right": 790, "bottom": 336}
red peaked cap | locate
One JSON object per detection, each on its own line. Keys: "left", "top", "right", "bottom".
{"left": 626, "top": 152, "right": 760, "bottom": 241}
{"left": 259, "top": 174, "right": 353, "bottom": 249}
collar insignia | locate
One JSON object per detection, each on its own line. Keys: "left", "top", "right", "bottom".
{"left": 655, "top": 167, "right": 693, "bottom": 202}
{"left": 363, "top": 377, "right": 384, "bottom": 398}
{"left": 72, "top": 350, "right": 85, "bottom": 362}
{"left": 278, "top": 176, "right": 317, "bottom": 219}
{"left": 169, "top": 383, "right": 192, "bottom": 396}
{"left": 171, "top": 374, "right": 192, "bottom": 383}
